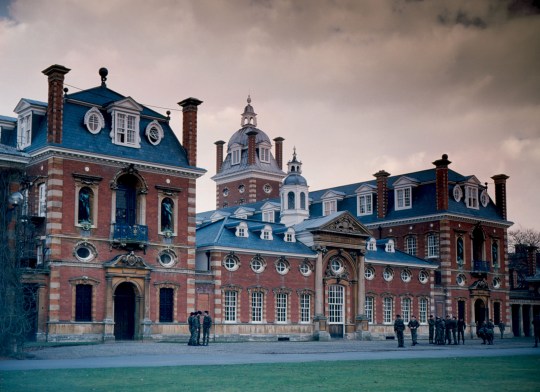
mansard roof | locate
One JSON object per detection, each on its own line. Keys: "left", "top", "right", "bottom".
{"left": 365, "top": 238, "right": 438, "bottom": 268}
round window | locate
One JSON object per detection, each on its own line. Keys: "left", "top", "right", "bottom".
{"left": 263, "top": 184, "right": 272, "bottom": 194}
{"left": 493, "top": 277, "right": 501, "bottom": 289}
{"left": 330, "top": 258, "right": 343, "bottom": 274}
{"left": 364, "top": 266, "right": 375, "bottom": 280}
{"left": 238, "top": 184, "right": 245, "bottom": 194}
{"left": 419, "top": 270, "right": 429, "bottom": 284}
{"left": 299, "top": 263, "right": 312, "bottom": 277}
{"left": 222, "top": 187, "right": 229, "bottom": 197}
{"left": 73, "top": 242, "right": 96, "bottom": 262}
{"left": 456, "top": 274, "right": 466, "bottom": 286}
{"left": 276, "top": 260, "right": 289, "bottom": 275}
{"left": 251, "top": 257, "right": 265, "bottom": 273}
{"left": 147, "top": 126, "right": 161, "bottom": 145}
{"left": 401, "top": 269, "right": 412, "bottom": 283}
{"left": 223, "top": 255, "right": 239, "bottom": 271}
{"left": 383, "top": 267, "right": 394, "bottom": 282}
{"left": 158, "top": 250, "right": 176, "bottom": 267}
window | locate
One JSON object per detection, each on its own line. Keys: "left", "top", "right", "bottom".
{"left": 223, "top": 254, "right": 239, "bottom": 272}
{"left": 480, "top": 190, "right": 489, "bottom": 207}
{"left": 222, "top": 187, "right": 229, "bottom": 197}
{"left": 401, "top": 269, "right": 412, "bottom": 283}
{"left": 74, "top": 242, "right": 97, "bottom": 262}
{"left": 260, "top": 226, "right": 273, "bottom": 240}
{"left": 419, "top": 298, "right": 428, "bottom": 324}
{"left": 235, "top": 223, "right": 248, "bottom": 238}
{"left": 38, "top": 183, "right": 47, "bottom": 217}
{"left": 418, "top": 270, "right": 429, "bottom": 284}
{"left": 260, "top": 146, "right": 270, "bottom": 163}
{"left": 300, "top": 294, "right": 311, "bottom": 323}
{"left": 323, "top": 200, "right": 337, "bottom": 216}
{"left": 365, "top": 296, "right": 374, "bottom": 323}
{"left": 224, "top": 291, "right": 237, "bottom": 322}
{"left": 145, "top": 121, "right": 164, "bottom": 145}
{"left": 300, "top": 192, "right": 306, "bottom": 210}
{"left": 358, "top": 193, "right": 373, "bottom": 216}
{"left": 456, "top": 237, "right": 464, "bottom": 266}
{"left": 402, "top": 298, "right": 411, "bottom": 323}
{"left": 299, "top": 262, "right": 312, "bottom": 277}
{"left": 250, "top": 255, "right": 266, "bottom": 273}
{"left": 113, "top": 112, "right": 140, "bottom": 147}
{"left": 251, "top": 291, "right": 263, "bottom": 322}
{"left": 456, "top": 274, "right": 466, "bottom": 286}
{"left": 405, "top": 236, "right": 417, "bottom": 256}
{"left": 284, "top": 228, "right": 295, "bottom": 242}
{"left": 263, "top": 184, "right": 272, "bottom": 194}
{"left": 330, "top": 257, "right": 344, "bottom": 274}
{"left": 383, "top": 297, "right": 393, "bottom": 324}
{"left": 427, "top": 234, "right": 439, "bottom": 258}
{"left": 493, "top": 277, "right": 501, "bottom": 289}
{"left": 367, "top": 238, "right": 377, "bottom": 251}
{"left": 262, "top": 210, "right": 274, "bottom": 223}
{"left": 383, "top": 266, "right": 394, "bottom": 282}
{"left": 453, "top": 185, "right": 463, "bottom": 202}
{"left": 84, "top": 107, "right": 104, "bottom": 134}
{"left": 276, "top": 293, "right": 288, "bottom": 323}
{"left": 75, "top": 284, "right": 92, "bottom": 322}
{"left": 18, "top": 113, "right": 32, "bottom": 149}
{"left": 492, "top": 241, "right": 499, "bottom": 267}
{"left": 328, "top": 285, "right": 344, "bottom": 323}
{"left": 158, "top": 250, "right": 177, "bottom": 267}
{"left": 395, "top": 187, "right": 412, "bottom": 210}
{"left": 231, "top": 147, "right": 241, "bottom": 165}
{"left": 287, "top": 191, "right": 295, "bottom": 209}
{"left": 364, "top": 266, "right": 375, "bottom": 280}
{"left": 159, "top": 288, "right": 174, "bottom": 322}
{"left": 275, "top": 258, "right": 289, "bottom": 275}
{"left": 465, "top": 186, "right": 479, "bottom": 209}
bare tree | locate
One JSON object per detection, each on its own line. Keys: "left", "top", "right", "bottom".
{"left": 508, "top": 228, "right": 540, "bottom": 253}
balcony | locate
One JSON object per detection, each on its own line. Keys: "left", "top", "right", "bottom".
{"left": 111, "top": 224, "right": 148, "bottom": 250}
{"left": 471, "top": 260, "right": 490, "bottom": 277}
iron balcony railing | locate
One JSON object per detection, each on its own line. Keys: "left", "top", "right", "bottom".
{"left": 112, "top": 224, "right": 148, "bottom": 246}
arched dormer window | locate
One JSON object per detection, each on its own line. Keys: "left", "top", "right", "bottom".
{"left": 367, "top": 238, "right": 377, "bottom": 251}
{"left": 235, "top": 222, "right": 249, "bottom": 238}
{"left": 385, "top": 239, "right": 395, "bottom": 253}
{"left": 260, "top": 225, "right": 273, "bottom": 240}
{"left": 145, "top": 120, "right": 164, "bottom": 145}
{"left": 284, "top": 228, "right": 296, "bottom": 242}
{"left": 84, "top": 107, "right": 105, "bottom": 134}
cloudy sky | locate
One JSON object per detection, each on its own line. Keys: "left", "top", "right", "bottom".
{"left": 1, "top": 0, "right": 539, "bottom": 232}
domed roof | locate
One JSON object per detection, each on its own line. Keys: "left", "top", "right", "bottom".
{"left": 283, "top": 173, "right": 308, "bottom": 186}
{"left": 227, "top": 126, "right": 272, "bottom": 150}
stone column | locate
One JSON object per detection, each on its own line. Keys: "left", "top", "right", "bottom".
{"left": 355, "top": 250, "right": 369, "bottom": 340}
{"left": 103, "top": 275, "right": 115, "bottom": 341}
{"left": 142, "top": 275, "right": 152, "bottom": 339}
{"left": 518, "top": 304, "right": 523, "bottom": 337}
{"left": 313, "top": 247, "right": 329, "bottom": 341}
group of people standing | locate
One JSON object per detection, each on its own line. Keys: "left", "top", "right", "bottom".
{"left": 187, "top": 310, "right": 212, "bottom": 346}
{"left": 394, "top": 313, "right": 506, "bottom": 347}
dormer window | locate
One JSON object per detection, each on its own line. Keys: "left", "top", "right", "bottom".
{"left": 480, "top": 190, "right": 489, "bottom": 207}
{"left": 284, "top": 228, "right": 296, "bottom": 242}
{"left": 259, "top": 144, "right": 271, "bottom": 163}
{"left": 357, "top": 193, "right": 373, "bottom": 216}
{"left": 235, "top": 222, "right": 248, "bottom": 238}
{"left": 107, "top": 98, "right": 143, "bottom": 148}
{"left": 260, "top": 225, "right": 273, "bottom": 240}
{"left": 323, "top": 200, "right": 337, "bottom": 216}
{"left": 17, "top": 113, "right": 32, "bottom": 149}
{"left": 84, "top": 107, "right": 105, "bottom": 134}
{"left": 231, "top": 145, "right": 241, "bottom": 165}
{"left": 262, "top": 209, "right": 275, "bottom": 223}
{"left": 395, "top": 187, "right": 412, "bottom": 210}
{"left": 367, "top": 238, "right": 377, "bottom": 251}
{"left": 465, "top": 186, "right": 479, "bottom": 209}
{"left": 385, "top": 240, "right": 395, "bottom": 253}
{"left": 145, "top": 120, "right": 164, "bottom": 145}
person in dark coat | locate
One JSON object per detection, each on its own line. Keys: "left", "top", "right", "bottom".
{"left": 408, "top": 315, "right": 420, "bottom": 346}
{"left": 202, "top": 310, "right": 213, "bottom": 346}
{"left": 187, "top": 312, "right": 195, "bottom": 346}
{"left": 486, "top": 319, "right": 495, "bottom": 345}
{"left": 445, "top": 315, "right": 453, "bottom": 345}
{"left": 435, "top": 316, "right": 446, "bottom": 345}
{"left": 428, "top": 314, "right": 435, "bottom": 344}
{"left": 498, "top": 322, "right": 506, "bottom": 339}
{"left": 457, "top": 317, "right": 466, "bottom": 344}
{"left": 394, "top": 314, "right": 405, "bottom": 348}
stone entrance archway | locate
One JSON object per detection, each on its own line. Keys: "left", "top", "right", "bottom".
{"left": 114, "top": 282, "right": 137, "bottom": 340}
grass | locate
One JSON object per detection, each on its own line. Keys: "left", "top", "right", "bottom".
{"left": 2, "top": 355, "right": 540, "bottom": 392}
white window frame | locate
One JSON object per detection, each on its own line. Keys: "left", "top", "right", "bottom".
{"left": 427, "top": 234, "right": 439, "bottom": 258}
{"left": 328, "top": 285, "right": 344, "bottom": 324}
{"left": 260, "top": 225, "right": 273, "bottom": 240}
{"left": 260, "top": 146, "right": 270, "bottom": 163}
{"left": 465, "top": 186, "right": 479, "bottom": 209}
{"left": 284, "top": 228, "right": 296, "bottom": 242}
{"left": 402, "top": 297, "right": 411, "bottom": 323}
{"left": 383, "top": 267, "right": 394, "bottom": 282}
{"left": 251, "top": 291, "right": 263, "bottom": 323}
{"left": 418, "top": 270, "right": 429, "bottom": 284}
{"left": 395, "top": 187, "right": 412, "bottom": 210}
{"left": 357, "top": 193, "right": 373, "bottom": 216}
{"left": 364, "top": 266, "right": 375, "bottom": 280}
{"left": 38, "top": 183, "right": 47, "bottom": 217}
{"left": 224, "top": 291, "right": 237, "bottom": 322}
{"left": 84, "top": 107, "right": 105, "bottom": 134}
{"left": 383, "top": 297, "right": 393, "bottom": 324}
{"left": 145, "top": 120, "right": 164, "bottom": 145}
{"left": 405, "top": 236, "right": 417, "bottom": 256}
{"left": 111, "top": 111, "right": 141, "bottom": 148}
{"left": 17, "top": 113, "right": 32, "bottom": 149}
{"left": 300, "top": 293, "right": 311, "bottom": 323}
{"left": 401, "top": 269, "right": 412, "bottom": 283}
{"left": 276, "top": 293, "right": 288, "bottom": 323}
{"left": 262, "top": 210, "right": 275, "bottom": 223}
{"left": 231, "top": 146, "right": 241, "bottom": 165}
{"left": 223, "top": 255, "right": 240, "bottom": 272}
{"left": 367, "top": 238, "right": 377, "bottom": 251}
{"left": 323, "top": 199, "right": 337, "bottom": 216}
{"left": 235, "top": 222, "right": 248, "bottom": 238}
{"left": 419, "top": 298, "right": 428, "bottom": 324}
{"left": 365, "top": 296, "right": 374, "bottom": 324}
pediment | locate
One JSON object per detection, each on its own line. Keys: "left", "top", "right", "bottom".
{"left": 234, "top": 207, "right": 255, "bottom": 216}
{"left": 261, "top": 201, "right": 280, "bottom": 211}
{"left": 355, "top": 184, "right": 376, "bottom": 194}
{"left": 464, "top": 176, "right": 482, "bottom": 186}
{"left": 319, "top": 211, "right": 372, "bottom": 237}
{"left": 104, "top": 251, "right": 151, "bottom": 269}
{"left": 393, "top": 176, "right": 419, "bottom": 188}
{"left": 106, "top": 97, "right": 143, "bottom": 113}
{"left": 14, "top": 99, "right": 47, "bottom": 115}
{"left": 321, "top": 190, "right": 346, "bottom": 200}
{"left": 210, "top": 211, "right": 230, "bottom": 221}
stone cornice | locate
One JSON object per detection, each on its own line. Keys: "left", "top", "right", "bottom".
{"left": 364, "top": 213, "right": 513, "bottom": 230}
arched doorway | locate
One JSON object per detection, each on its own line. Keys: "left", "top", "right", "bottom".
{"left": 474, "top": 298, "right": 486, "bottom": 326}
{"left": 114, "top": 282, "right": 136, "bottom": 340}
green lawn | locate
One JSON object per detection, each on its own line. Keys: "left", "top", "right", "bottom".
{"left": 2, "top": 355, "right": 539, "bottom": 392}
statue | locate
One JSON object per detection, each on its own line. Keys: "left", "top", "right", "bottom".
{"left": 78, "top": 188, "right": 91, "bottom": 223}
{"left": 161, "top": 198, "right": 173, "bottom": 232}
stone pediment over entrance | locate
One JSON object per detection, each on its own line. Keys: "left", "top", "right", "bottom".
{"left": 319, "top": 211, "right": 372, "bottom": 237}
{"left": 469, "top": 279, "right": 490, "bottom": 292}
{"left": 104, "top": 251, "right": 152, "bottom": 269}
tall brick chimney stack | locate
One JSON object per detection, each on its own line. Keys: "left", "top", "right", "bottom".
{"left": 527, "top": 245, "right": 538, "bottom": 277}
{"left": 433, "top": 154, "right": 451, "bottom": 211}
{"left": 178, "top": 97, "right": 203, "bottom": 167}
{"left": 491, "top": 174, "right": 510, "bottom": 221}
{"left": 247, "top": 130, "right": 257, "bottom": 165}
{"left": 215, "top": 140, "right": 225, "bottom": 173}
{"left": 273, "top": 137, "right": 284, "bottom": 170}
{"left": 42, "top": 64, "right": 70, "bottom": 144}
{"left": 374, "top": 170, "right": 390, "bottom": 219}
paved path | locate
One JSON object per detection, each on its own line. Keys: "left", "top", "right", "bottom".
{"left": 1, "top": 338, "right": 539, "bottom": 371}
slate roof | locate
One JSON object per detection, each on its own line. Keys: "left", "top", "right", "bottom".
{"left": 196, "top": 216, "right": 317, "bottom": 257}
{"left": 365, "top": 238, "right": 438, "bottom": 268}
{"left": 2, "top": 84, "right": 203, "bottom": 172}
